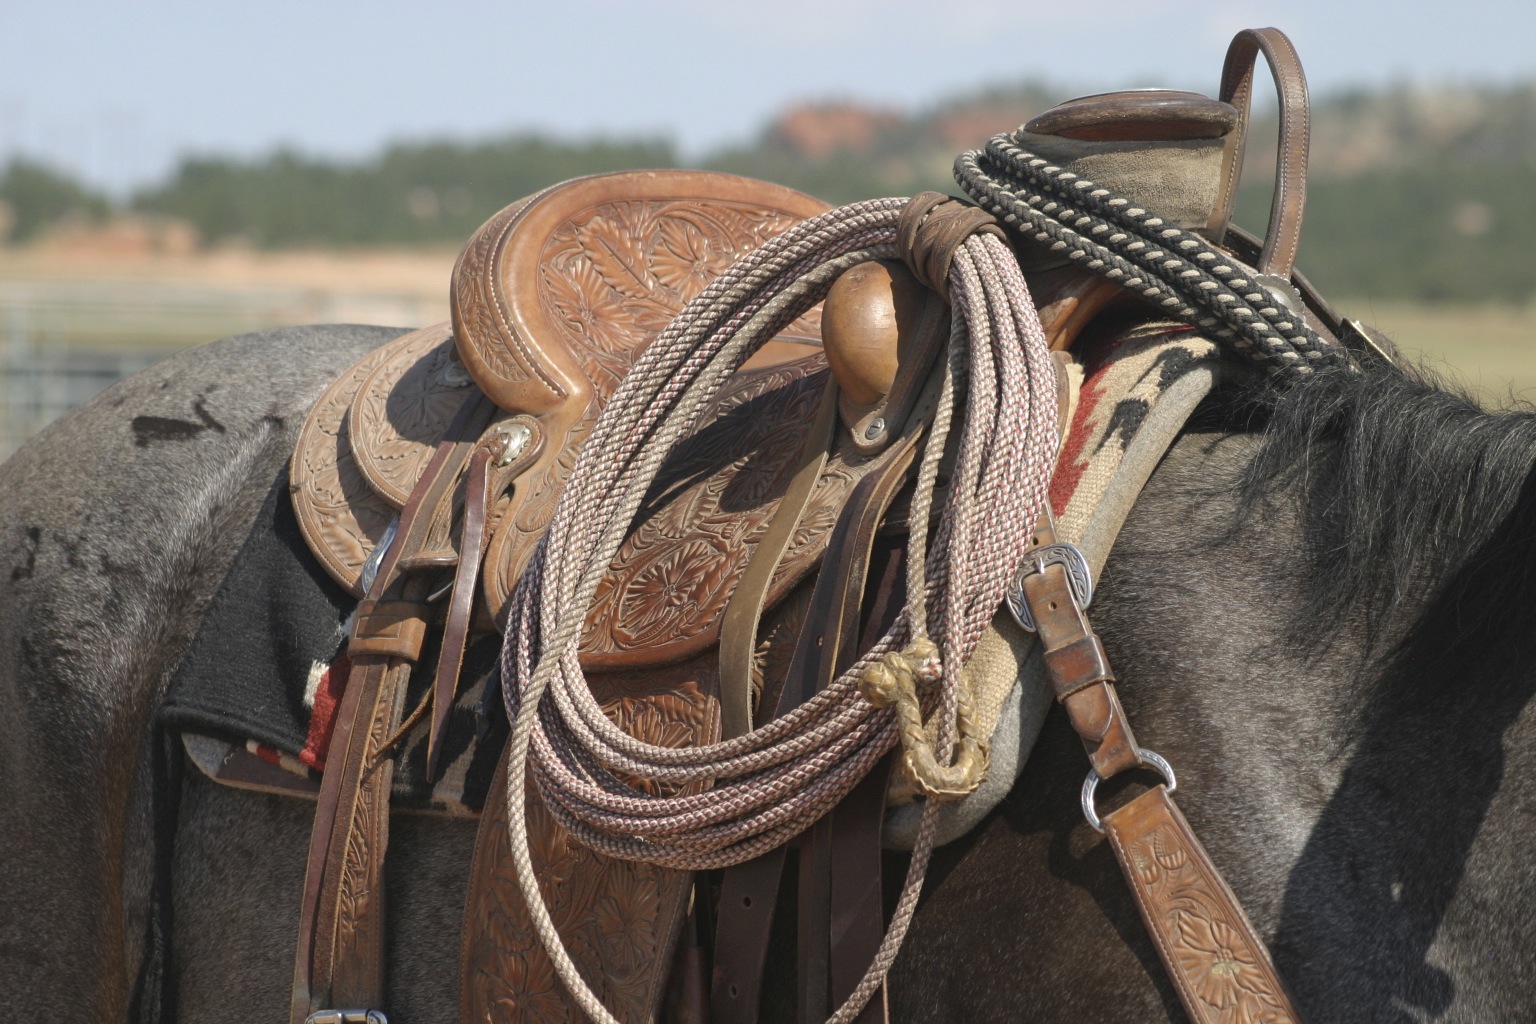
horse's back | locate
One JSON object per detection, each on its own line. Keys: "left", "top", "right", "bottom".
{"left": 0, "top": 324, "right": 404, "bottom": 1019}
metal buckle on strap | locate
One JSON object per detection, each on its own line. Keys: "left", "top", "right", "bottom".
{"left": 1081, "top": 747, "right": 1177, "bottom": 833}
{"left": 1005, "top": 541, "right": 1093, "bottom": 631}
{"left": 305, "top": 1011, "right": 389, "bottom": 1024}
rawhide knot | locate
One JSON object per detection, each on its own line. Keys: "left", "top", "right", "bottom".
{"left": 857, "top": 635, "right": 941, "bottom": 708}
{"left": 895, "top": 191, "right": 1007, "bottom": 301}
{"left": 857, "top": 635, "right": 988, "bottom": 802}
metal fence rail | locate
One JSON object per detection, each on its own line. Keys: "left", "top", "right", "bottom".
{"left": 0, "top": 277, "right": 440, "bottom": 460}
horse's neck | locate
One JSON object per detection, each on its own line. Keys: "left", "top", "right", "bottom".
{"left": 925, "top": 420, "right": 1536, "bottom": 1020}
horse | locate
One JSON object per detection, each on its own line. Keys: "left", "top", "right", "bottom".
{"left": 7, "top": 31, "right": 1536, "bottom": 1024}
{"left": 4, "top": 316, "right": 1536, "bottom": 1023}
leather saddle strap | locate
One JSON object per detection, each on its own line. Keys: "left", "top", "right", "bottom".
{"left": 815, "top": 763, "right": 892, "bottom": 1024}
{"left": 1208, "top": 27, "right": 1311, "bottom": 281}
{"left": 823, "top": 546, "right": 904, "bottom": 1024}
{"left": 1103, "top": 786, "right": 1301, "bottom": 1023}
{"left": 426, "top": 442, "right": 495, "bottom": 781}
{"left": 1019, "top": 508, "right": 1140, "bottom": 778}
{"left": 711, "top": 432, "right": 921, "bottom": 1024}
{"left": 797, "top": 510, "right": 911, "bottom": 1024}
{"left": 717, "top": 379, "right": 841, "bottom": 740}
{"left": 1018, "top": 512, "right": 1302, "bottom": 1023}
{"left": 291, "top": 393, "right": 494, "bottom": 1023}
{"left": 800, "top": 541, "right": 904, "bottom": 1024}
{"left": 426, "top": 419, "right": 543, "bottom": 780}
{"left": 295, "top": 652, "right": 415, "bottom": 1020}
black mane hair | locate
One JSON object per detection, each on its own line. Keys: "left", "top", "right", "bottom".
{"left": 1234, "top": 361, "right": 1536, "bottom": 684}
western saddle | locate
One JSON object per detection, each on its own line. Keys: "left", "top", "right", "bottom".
{"left": 276, "top": 27, "right": 1389, "bottom": 1024}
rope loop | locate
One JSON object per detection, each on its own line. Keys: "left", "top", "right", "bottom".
{"left": 953, "top": 130, "right": 1355, "bottom": 383}
{"left": 498, "top": 195, "right": 1059, "bottom": 1024}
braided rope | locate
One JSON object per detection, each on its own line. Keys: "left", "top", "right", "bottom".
{"left": 954, "top": 131, "right": 1352, "bottom": 382}
{"left": 499, "top": 200, "right": 1057, "bottom": 1023}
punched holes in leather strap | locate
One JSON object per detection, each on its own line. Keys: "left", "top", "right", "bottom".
{"left": 895, "top": 191, "right": 1006, "bottom": 300}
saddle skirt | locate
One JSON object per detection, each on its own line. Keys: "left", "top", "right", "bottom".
{"left": 291, "top": 323, "right": 874, "bottom": 668}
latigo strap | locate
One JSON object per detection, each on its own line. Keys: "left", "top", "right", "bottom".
{"left": 291, "top": 393, "right": 497, "bottom": 1022}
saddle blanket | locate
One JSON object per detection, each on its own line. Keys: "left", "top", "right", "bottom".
{"left": 160, "top": 469, "right": 505, "bottom": 815}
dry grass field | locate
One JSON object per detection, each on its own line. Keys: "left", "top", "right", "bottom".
{"left": 0, "top": 242, "right": 455, "bottom": 343}
{"left": 0, "top": 242, "right": 455, "bottom": 456}
{"left": 3, "top": 240, "right": 1535, "bottom": 458}
{"left": 1346, "top": 301, "right": 1536, "bottom": 404}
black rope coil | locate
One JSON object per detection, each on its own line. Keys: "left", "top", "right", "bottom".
{"left": 955, "top": 131, "right": 1352, "bottom": 382}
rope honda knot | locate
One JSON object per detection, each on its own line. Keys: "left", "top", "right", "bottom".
{"left": 858, "top": 636, "right": 988, "bottom": 802}
{"left": 857, "top": 636, "right": 940, "bottom": 708}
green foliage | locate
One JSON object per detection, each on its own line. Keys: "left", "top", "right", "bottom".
{"left": 131, "top": 136, "right": 678, "bottom": 247}
{"left": 9, "top": 80, "right": 1536, "bottom": 306}
{"left": 0, "top": 158, "right": 110, "bottom": 242}
{"left": 1233, "top": 160, "right": 1536, "bottom": 305}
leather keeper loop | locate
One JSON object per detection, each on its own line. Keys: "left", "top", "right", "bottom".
{"left": 895, "top": 191, "right": 1007, "bottom": 300}
{"left": 1044, "top": 634, "right": 1114, "bottom": 700}
{"left": 1065, "top": 682, "right": 1141, "bottom": 779}
{"left": 349, "top": 599, "right": 429, "bottom": 661}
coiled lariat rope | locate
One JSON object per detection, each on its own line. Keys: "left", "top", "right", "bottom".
{"left": 499, "top": 196, "right": 1058, "bottom": 1023}
{"left": 955, "top": 130, "right": 1353, "bottom": 382}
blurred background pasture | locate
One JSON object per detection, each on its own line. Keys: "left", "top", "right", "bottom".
{"left": 3, "top": 1, "right": 1536, "bottom": 456}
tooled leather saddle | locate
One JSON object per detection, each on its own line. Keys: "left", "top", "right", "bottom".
{"left": 274, "top": 27, "right": 1395, "bottom": 1024}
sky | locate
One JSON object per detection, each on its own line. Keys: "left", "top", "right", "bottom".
{"left": 0, "top": 1, "right": 1531, "bottom": 195}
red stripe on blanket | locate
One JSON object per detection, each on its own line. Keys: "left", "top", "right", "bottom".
{"left": 1048, "top": 322, "right": 1197, "bottom": 515}
{"left": 1050, "top": 331, "right": 1119, "bottom": 515}
{"left": 299, "top": 650, "right": 350, "bottom": 771}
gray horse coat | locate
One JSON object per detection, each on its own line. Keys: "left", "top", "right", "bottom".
{"left": 5, "top": 325, "right": 1536, "bottom": 1023}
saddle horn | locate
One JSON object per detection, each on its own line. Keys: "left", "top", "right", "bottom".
{"left": 821, "top": 88, "right": 1245, "bottom": 417}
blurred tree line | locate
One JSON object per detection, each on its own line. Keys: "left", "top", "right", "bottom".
{"left": 133, "top": 137, "right": 677, "bottom": 247}
{"left": 0, "top": 159, "right": 111, "bottom": 242}
{"left": 5, "top": 81, "right": 1536, "bottom": 304}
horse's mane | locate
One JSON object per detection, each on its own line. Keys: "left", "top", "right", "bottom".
{"left": 1232, "top": 360, "right": 1536, "bottom": 677}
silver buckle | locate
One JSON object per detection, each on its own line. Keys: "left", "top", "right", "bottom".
{"left": 305, "top": 1011, "right": 389, "bottom": 1024}
{"left": 1006, "top": 541, "right": 1093, "bottom": 631}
